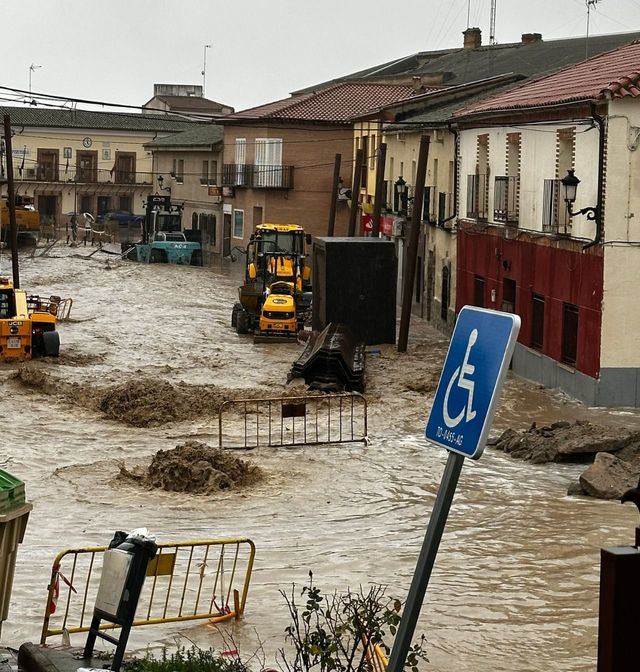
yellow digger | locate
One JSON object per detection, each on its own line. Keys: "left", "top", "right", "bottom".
{"left": 0, "top": 277, "right": 60, "bottom": 360}
{"left": 231, "top": 223, "right": 312, "bottom": 342}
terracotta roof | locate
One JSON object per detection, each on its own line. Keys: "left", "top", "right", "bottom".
{"left": 227, "top": 82, "right": 423, "bottom": 123}
{"left": 456, "top": 39, "right": 640, "bottom": 116}
{"left": 153, "top": 95, "right": 231, "bottom": 111}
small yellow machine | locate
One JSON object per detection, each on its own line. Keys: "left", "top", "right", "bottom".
{"left": 232, "top": 223, "right": 312, "bottom": 342}
{"left": 0, "top": 277, "right": 60, "bottom": 360}
{"left": 0, "top": 197, "right": 40, "bottom": 246}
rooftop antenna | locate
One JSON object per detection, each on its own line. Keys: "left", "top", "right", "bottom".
{"left": 467, "top": 0, "right": 471, "bottom": 29}
{"left": 28, "top": 63, "right": 42, "bottom": 98}
{"left": 490, "top": 0, "right": 497, "bottom": 45}
{"left": 586, "top": 0, "right": 600, "bottom": 59}
{"left": 201, "top": 44, "right": 212, "bottom": 97}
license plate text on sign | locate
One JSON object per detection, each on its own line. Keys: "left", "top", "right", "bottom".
{"left": 425, "top": 306, "right": 520, "bottom": 459}
{"left": 7, "top": 337, "right": 21, "bottom": 349}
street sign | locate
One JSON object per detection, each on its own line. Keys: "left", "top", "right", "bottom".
{"left": 425, "top": 305, "right": 520, "bottom": 459}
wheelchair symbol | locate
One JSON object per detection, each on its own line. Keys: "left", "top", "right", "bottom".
{"left": 443, "top": 328, "right": 478, "bottom": 429}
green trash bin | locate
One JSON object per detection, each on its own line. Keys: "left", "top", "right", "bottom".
{"left": 0, "top": 470, "right": 32, "bottom": 641}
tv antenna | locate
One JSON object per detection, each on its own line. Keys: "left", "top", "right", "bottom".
{"left": 490, "top": 0, "right": 497, "bottom": 45}
{"left": 586, "top": 0, "right": 600, "bottom": 59}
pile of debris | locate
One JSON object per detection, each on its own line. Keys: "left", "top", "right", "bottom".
{"left": 119, "top": 441, "right": 263, "bottom": 494}
{"left": 290, "top": 323, "right": 365, "bottom": 392}
{"left": 489, "top": 420, "right": 640, "bottom": 499}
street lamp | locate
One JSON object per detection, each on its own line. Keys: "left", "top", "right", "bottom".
{"left": 560, "top": 169, "right": 598, "bottom": 221}
{"left": 157, "top": 175, "right": 171, "bottom": 194}
{"left": 395, "top": 176, "right": 407, "bottom": 215}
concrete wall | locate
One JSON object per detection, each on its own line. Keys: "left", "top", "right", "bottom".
{"left": 600, "top": 98, "right": 640, "bottom": 370}
{"left": 458, "top": 121, "right": 599, "bottom": 239}
{"left": 154, "top": 147, "right": 223, "bottom": 260}
{"left": 222, "top": 124, "right": 353, "bottom": 247}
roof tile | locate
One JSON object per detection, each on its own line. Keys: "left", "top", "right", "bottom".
{"left": 455, "top": 39, "right": 640, "bottom": 116}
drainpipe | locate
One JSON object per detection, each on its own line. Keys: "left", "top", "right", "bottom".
{"left": 439, "top": 124, "right": 458, "bottom": 226}
{"left": 583, "top": 102, "right": 606, "bottom": 250}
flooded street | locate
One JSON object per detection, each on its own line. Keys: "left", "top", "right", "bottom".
{"left": 2, "top": 247, "right": 639, "bottom": 672}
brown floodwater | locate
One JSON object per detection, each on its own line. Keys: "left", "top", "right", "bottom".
{"left": 1, "top": 246, "right": 639, "bottom": 672}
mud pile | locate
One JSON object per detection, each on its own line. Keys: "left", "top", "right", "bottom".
{"left": 120, "top": 440, "right": 263, "bottom": 493}
{"left": 489, "top": 421, "right": 640, "bottom": 499}
{"left": 11, "top": 365, "right": 271, "bottom": 427}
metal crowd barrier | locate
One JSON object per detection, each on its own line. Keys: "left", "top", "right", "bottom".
{"left": 40, "top": 538, "right": 255, "bottom": 645}
{"left": 218, "top": 392, "right": 368, "bottom": 450}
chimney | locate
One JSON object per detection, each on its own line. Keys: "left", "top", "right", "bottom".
{"left": 412, "top": 76, "right": 422, "bottom": 93}
{"left": 463, "top": 27, "right": 482, "bottom": 50}
{"left": 521, "top": 33, "right": 542, "bottom": 45}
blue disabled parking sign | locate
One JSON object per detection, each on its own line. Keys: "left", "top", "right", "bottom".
{"left": 425, "top": 306, "right": 520, "bottom": 460}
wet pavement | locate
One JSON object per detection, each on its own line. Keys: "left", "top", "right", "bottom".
{"left": 1, "top": 246, "right": 639, "bottom": 672}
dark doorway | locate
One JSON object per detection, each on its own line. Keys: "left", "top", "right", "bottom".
{"left": 37, "top": 195, "right": 58, "bottom": 225}
{"left": 441, "top": 265, "right": 450, "bottom": 321}
{"left": 223, "top": 213, "right": 232, "bottom": 256}
{"left": 473, "top": 275, "right": 485, "bottom": 308}
{"left": 97, "top": 196, "right": 111, "bottom": 216}
{"left": 502, "top": 278, "right": 516, "bottom": 313}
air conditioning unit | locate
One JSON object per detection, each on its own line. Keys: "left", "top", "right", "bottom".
{"left": 25, "top": 168, "right": 36, "bottom": 179}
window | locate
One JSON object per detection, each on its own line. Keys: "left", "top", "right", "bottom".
{"left": 254, "top": 138, "right": 283, "bottom": 187}
{"left": 360, "top": 135, "right": 368, "bottom": 191}
{"left": 115, "top": 152, "right": 136, "bottom": 184}
{"left": 172, "top": 158, "right": 184, "bottom": 183}
{"left": 210, "top": 160, "right": 218, "bottom": 185}
{"left": 233, "top": 209, "right": 244, "bottom": 239}
{"left": 441, "top": 265, "right": 450, "bottom": 321}
{"left": 37, "top": 149, "right": 59, "bottom": 181}
{"left": 494, "top": 176, "right": 519, "bottom": 224}
{"left": 77, "top": 151, "right": 97, "bottom": 183}
{"left": 201, "top": 161, "right": 209, "bottom": 185}
{"left": 119, "top": 196, "right": 132, "bottom": 212}
{"left": 192, "top": 212, "right": 198, "bottom": 229}
{"left": 542, "top": 179, "right": 570, "bottom": 234}
{"left": 473, "top": 275, "right": 485, "bottom": 308}
{"left": 79, "top": 195, "right": 93, "bottom": 215}
{"left": 561, "top": 303, "right": 579, "bottom": 366}
{"left": 466, "top": 174, "right": 488, "bottom": 219}
{"left": 235, "top": 138, "right": 246, "bottom": 185}
{"left": 531, "top": 294, "right": 545, "bottom": 350}
{"left": 422, "top": 186, "right": 432, "bottom": 222}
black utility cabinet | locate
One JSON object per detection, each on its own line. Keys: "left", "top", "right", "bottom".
{"left": 312, "top": 237, "right": 396, "bottom": 345}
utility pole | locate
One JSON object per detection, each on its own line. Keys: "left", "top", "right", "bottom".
{"left": 3, "top": 115, "right": 20, "bottom": 288}
{"left": 371, "top": 142, "right": 387, "bottom": 237}
{"left": 327, "top": 153, "right": 341, "bottom": 236}
{"left": 348, "top": 148, "right": 364, "bottom": 237}
{"left": 398, "top": 135, "right": 430, "bottom": 353}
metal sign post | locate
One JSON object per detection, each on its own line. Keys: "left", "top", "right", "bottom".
{"left": 387, "top": 306, "right": 520, "bottom": 672}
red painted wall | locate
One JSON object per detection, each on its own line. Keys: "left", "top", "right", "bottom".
{"left": 456, "top": 227, "right": 604, "bottom": 378}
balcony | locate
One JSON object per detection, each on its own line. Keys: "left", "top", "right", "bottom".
{"left": 437, "top": 192, "right": 454, "bottom": 227}
{"left": 222, "top": 164, "right": 294, "bottom": 189}
{"left": 466, "top": 174, "right": 488, "bottom": 220}
{"left": 542, "top": 178, "right": 571, "bottom": 235}
{"left": 493, "top": 175, "right": 519, "bottom": 225}
{"left": 19, "top": 166, "right": 153, "bottom": 186}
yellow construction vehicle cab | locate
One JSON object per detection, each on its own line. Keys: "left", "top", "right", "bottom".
{"left": 0, "top": 277, "right": 60, "bottom": 360}
{"left": 0, "top": 197, "right": 40, "bottom": 246}
{"left": 231, "top": 223, "right": 312, "bottom": 341}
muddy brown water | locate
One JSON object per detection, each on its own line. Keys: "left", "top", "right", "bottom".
{"left": 2, "top": 246, "right": 640, "bottom": 672}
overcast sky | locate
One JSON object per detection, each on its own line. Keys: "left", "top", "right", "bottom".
{"left": 3, "top": 0, "right": 639, "bottom": 113}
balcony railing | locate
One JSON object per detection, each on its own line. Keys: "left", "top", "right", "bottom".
{"left": 222, "top": 164, "right": 294, "bottom": 189}
{"left": 542, "top": 178, "right": 571, "bottom": 235}
{"left": 19, "top": 166, "right": 153, "bottom": 185}
{"left": 437, "top": 192, "right": 454, "bottom": 227}
{"left": 466, "top": 174, "right": 488, "bottom": 220}
{"left": 494, "top": 175, "right": 519, "bottom": 225}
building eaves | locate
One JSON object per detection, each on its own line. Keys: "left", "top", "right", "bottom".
{"left": 0, "top": 105, "right": 198, "bottom": 133}
{"left": 226, "top": 82, "right": 417, "bottom": 124}
{"left": 144, "top": 124, "right": 224, "bottom": 150}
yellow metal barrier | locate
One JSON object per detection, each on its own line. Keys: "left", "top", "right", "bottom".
{"left": 40, "top": 538, "right": 255, "bottom": 645}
